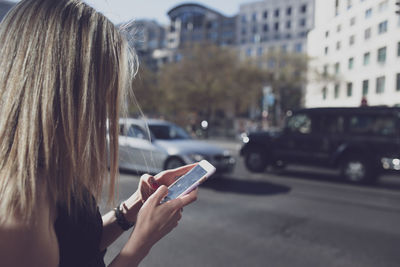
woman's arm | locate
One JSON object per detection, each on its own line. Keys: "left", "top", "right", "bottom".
{"left": 100, "top": 164, "right": 197, "bottom": 251}
{"left": 99, "top": 190, "right": 143, "bottom": 251}
{"left": 108, "top": 186, "right": 198, "bottom": 267}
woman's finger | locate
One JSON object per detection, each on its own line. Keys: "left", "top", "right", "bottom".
{"left": 178, "top": 188, "right": 198, "bottom": 207}
{"left": 148, "top": 185, "right": 169, "bottom": 205}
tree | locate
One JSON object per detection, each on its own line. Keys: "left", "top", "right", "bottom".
{"left": 158, "top": 43, "right": 266, "bottom": 126}
{"left": 255, "top": 51, "right": 310, "bottom": 126}
{"left": 129, "top": 64, "right": 164, "bottom": 117}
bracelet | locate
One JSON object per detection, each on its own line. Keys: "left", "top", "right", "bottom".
{"left": 114, "top": 202, "right": 135, "bottom": 231}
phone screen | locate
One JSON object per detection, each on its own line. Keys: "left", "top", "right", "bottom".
{"left": 162, "top": 164, "right": 208, "bottom": 203}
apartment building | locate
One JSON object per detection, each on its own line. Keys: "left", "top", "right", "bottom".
{"left": 166, "top": 3, "right": 236, "bottom": 50}
{"left": 237, "top": 0, "right": 315, "bottom": 59}
{"left": 306, "top": 0, "right": 400, "bottom": 107}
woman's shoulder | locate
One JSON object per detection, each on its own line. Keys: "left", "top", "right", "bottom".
{"left": 0, "top": 181, "right": 59, "bottom": 267}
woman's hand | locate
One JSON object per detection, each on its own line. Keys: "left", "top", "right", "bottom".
{"left": 134, "top": 163, "right": 198, "bottom": 203}
{"left": 133, "top": 185, "right": 197, "bottom": 247}
{"left": 112, "top": 186, "right": 198, "bottom": 266}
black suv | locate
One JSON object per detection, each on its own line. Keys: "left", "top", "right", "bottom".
{"left": 240, "top": 107, "right": 400, "bottom": 184}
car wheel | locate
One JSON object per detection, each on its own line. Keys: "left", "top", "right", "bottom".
{"left": 340, "top": 155, "right": 377, "bottom": 184}
{"left": 244, "top": 148, "right": 267, "bottom": 173}
{"left": 165, "top": 157, "right": 185, "bottom": 170}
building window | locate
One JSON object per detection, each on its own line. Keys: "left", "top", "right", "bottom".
{"left": 378, "top": 21, "right": 388, "bottom": 34}
{"left": 365, "top": 8, "right": 372, "bottom": 18}
{"left": 246, "top": 48, "right": 252, "bottom": 57}
{"left": 287, "top": 7, "right": 292, "bottom": 15}
{"left": 252, "top": 25, "right": 258, "bottom": 34}
{"left": 348, "top": 57, "right": 354, "bottom": 69}
{"left": 349, "top": 35, "right": 355, "bottom": 46}
{"left": 299, "top": 31, "right": 307, "bottom": 38}
{"left": 363, "top": 52, "right": 370, "bottom": 65}
{"left": 274, "top": 22, "right": 279, "bottom": 31}
{"left": 378, "top": 0, "right": 389, "bottom": 12}
{"left": 334, "top": 84, "right": 340, "bottom": 98}
{"left": 325, "top": 31, "right": 329, "bottom": 38}
{"left": 396, "top": 73, "right": 400, "bottom": 91}
{"left": 398, "top": 42, "right": 400, "bottom": 57}
{"left": 257, "top": 47, "right": 263, "bottom": 56}
{"left": 350, "top": 17, "right": 356, "bottom": 26}
{"left": 286, "top": 21, "right": 291, "bottom": 29}
{"left": 336, "top": 41, "right": 341, "bottom": 50}
{"left": 299, "top": 18, "right": 306, "bottom": 27}
{"left": 325, "top": 46, "right": 329, "bottom": 55}
{"left": 376, "top": 76, "right": 385, "bottom": 93}
{"left": 322, "top": 87, "right": 327, "bottom": 100}
{"left": 241, "top": 15, "right": 247, "bottom": 23}
{"left": 241, "top": 28, "right": 247, "bottom": 35}
{"left": 323, "top": 65, "right": 328, "bottom": 77}
{"left": 377, "top": 47, "right": 386, "bottom": 63}
{"left": 252, "top": 13, "right": 257, "bottom": 22}
{"left": 364, "top": 28, "right": 371, "bottom": 39}
{"left": 335, "top": 0, "right": 339, "bottom": 16}
{"left": 347, "top": 82, "right": 353, "bottom": 97}
{"left": 263, "top": 11, "right": 268, "bottom": 19}
{"left": 362, "top": 80, "right": 369, "bottom": 95}
{"left": 334, "top": 62, "right": 340, "bottom": 74}
{"left": 268, "top": 58, "right": 276, "bottom": 68}
{"left": 263, "top": 24, "right": 269, "bottom": 32}
{"left": 274, "top": 9, "right": 280, "bottom": 17}
{"left": 337, "top": 24, "right": 341, "bottom": 32}
{"left": 301, "top": 4, "right": 307, "bottom": 13}
{"left": 347, "top": 0, "right": 352, "bottom": 9}
{"left": 295, "top": 43, "right": 303, "bottom": 53}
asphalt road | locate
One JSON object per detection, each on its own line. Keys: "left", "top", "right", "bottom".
{"left": 101, "top": 140, "right": 400, "bottom": 267}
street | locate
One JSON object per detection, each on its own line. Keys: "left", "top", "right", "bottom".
{"left": 102, "top": 140, "right": 400, "bottom": 267}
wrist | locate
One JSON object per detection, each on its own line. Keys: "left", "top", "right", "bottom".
{"left": 122, "top": 191, "right": 143, "bottom": 223}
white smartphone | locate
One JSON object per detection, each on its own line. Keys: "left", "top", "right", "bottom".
{"left": 161, "top": 160, "right": 216, "bottom": 203}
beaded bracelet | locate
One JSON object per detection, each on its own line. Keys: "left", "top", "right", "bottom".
{"left": 114, "top": 202, "right": 135, "bottom": 231}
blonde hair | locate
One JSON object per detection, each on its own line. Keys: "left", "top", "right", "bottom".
{"left": 0, "top": 0, "right": 135, "bottom": 222}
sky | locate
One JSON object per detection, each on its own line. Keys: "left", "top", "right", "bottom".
{"left": 9, "top": 0, "right": 258, "bottom": 25}
{"left": 82, "top": 0, "right": 258, "bottom": 25}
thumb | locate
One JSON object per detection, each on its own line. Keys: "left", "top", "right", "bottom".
{"left": 149, "top": 185, "right": 169, "bottom": 204}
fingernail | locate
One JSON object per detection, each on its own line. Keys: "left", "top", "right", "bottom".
{"left": 151, "top": 181, "right": 159, "bottom": 190}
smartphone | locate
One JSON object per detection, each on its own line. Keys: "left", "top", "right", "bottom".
{"left": 161, "top": 160, "right": 216, "bottom": 203}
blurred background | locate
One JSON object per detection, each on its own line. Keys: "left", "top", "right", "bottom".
{"left": 2, "top": 0, "right": 400, "bottom": 266}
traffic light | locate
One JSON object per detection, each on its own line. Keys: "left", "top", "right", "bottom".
{"left": 397, "top": 1, "right": 400, "bottom": 15}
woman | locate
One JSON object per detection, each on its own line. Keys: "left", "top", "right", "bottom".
{"left": 0, "top": 0, "right": 197, "bottom": 266}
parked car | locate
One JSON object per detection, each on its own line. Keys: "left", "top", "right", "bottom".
{"left": 240, "top": 107, "right": 400, "bottom": 184}
{"left": 116, "top": 118, "right": 235, "bottom": 174}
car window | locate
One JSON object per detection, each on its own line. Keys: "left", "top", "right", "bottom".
{"left": 149, "top": 124, "right": 191, "bottom": 140}
{"left": 320, "top": 115, "right": 344, "bottom": 134}
{"left": 127, "top": 125, "right": 147, "bottom": 139}
{"left": 349, "top": 115, "right": 396, "bottom": 136}
{"left": 286, "top": 113, "right": 311, "bottom": 134}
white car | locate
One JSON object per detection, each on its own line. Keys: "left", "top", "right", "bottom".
{"left": 116, "top": 118, "right": 235, "bottom": 174}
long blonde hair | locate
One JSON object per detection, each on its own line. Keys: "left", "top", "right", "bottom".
{"left": 0, "top": 0, "right": 135, "bottom": 222}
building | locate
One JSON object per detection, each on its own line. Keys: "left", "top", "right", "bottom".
{"left": 306, "top": 0, "right": 400, "bottom": 107}
{"left": 0, "top": 1, "right": 15, "bottom": 22}
{"left": 122, "top": 19, "right": 167, "bottom": 70}
{"left": 166, "top": 3, "right": 237, "bottom": 50}
{"left": 237, "top": 0, "right": 316, "bottom": 59}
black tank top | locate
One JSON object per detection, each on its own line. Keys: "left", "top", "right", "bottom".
{"left": 54, "top": 193, "right": 106, "bottom": 267}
